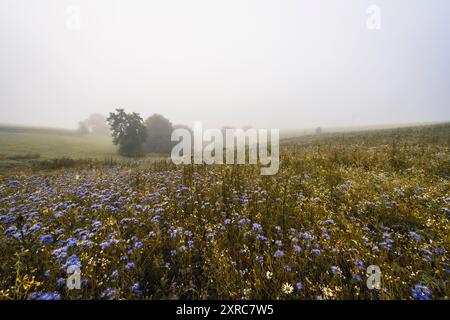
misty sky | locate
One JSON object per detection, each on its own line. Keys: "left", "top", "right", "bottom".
{"left": 0, "top": 0, "right": 449, "bottom": 129}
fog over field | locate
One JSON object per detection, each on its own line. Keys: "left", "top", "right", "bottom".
{"left": 0, "top": 0, "right": 449, "bottom": 130}
{"left": 1, "top": 1, "right": 450, "bottom": 303}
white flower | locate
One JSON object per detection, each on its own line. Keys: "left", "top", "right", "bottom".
{"left": 266, "top": 271, "right": 273, "bottom": 280}
{"left": 282, "top": 282, "right": 294, "bottom": 294}
{"left": 243, "top": 288, "right": 251, "bottom": 299}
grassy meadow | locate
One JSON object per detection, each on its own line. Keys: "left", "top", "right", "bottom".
{"left": 0, "top": 125, "right": 169, "bottom": 173}
{"left": 0, "top": 126, "right": 116, "bottom": 171}
{"left": 0, "top": 123, "right": 448, "bottom": 300}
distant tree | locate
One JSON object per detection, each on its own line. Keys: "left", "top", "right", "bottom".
{"left": 77, "top": 121, "right": 90, "bottom": 135}
{"left": 107, "top": 109, "right": 147, "bottom": 157}
{"left": 84, "top": 113, "right": 110, "bottom": 136}
{"left": 315, "top": 127, "right": 322, "bottom": 135}
{"left": 144, "top": 114, "right": 174, "bottom": 154}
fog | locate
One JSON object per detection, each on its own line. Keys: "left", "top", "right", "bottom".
{"left": 0, "top": 0, "right": 449, "bottom": 130}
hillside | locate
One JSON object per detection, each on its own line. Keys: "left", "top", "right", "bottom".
{"left": 0, "top": 125, "right": 118, "bottom": 170}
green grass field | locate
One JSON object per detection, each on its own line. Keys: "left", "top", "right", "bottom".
{"left": 0, "top": 123, "right": 120, "bottom": 169}
{"left": 0, "top": 132, "right": 117, "bottom": 159}
{"left": 0, "top": 131, "right": 119, "bottom": 171}
{"left": 0, "top": 125, "right": 175, "bottom": 173}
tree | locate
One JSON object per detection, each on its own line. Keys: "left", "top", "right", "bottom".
{"left": 77, "top": 114, "right": 110, "bottom": 136}
{"left": 84, "top": 113, "right": 110, "bottom": 136}
{"left": 107, "top": 109, "right": 147, "bottom": 157}
{"left": 144, "top": 114, "right": 174, "bottom": 154}
{"left": 315, "top": 127, "right": 322, "bottom": 135}
{"left": 77, "top": 121, "right": 90, "bottom": 135}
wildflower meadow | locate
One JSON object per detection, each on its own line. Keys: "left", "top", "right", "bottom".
{"left": 0, "top": 124, "right": 448, "bottom": 300}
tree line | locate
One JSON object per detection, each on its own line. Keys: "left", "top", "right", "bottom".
{"left": 108, "top": 109, "right": 189, "bottom": 157}
{"left": 77, "top": 109, "right": 189, "bottom": 157}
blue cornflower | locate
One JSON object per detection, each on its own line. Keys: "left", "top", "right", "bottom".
{"left": 120, "top": 255, "right": 128, "bottom": 261}
{"left": 409, "top": 231, "right": 421, "bottom": 241}
{"left": 331, "top": 266, "right": 342, "bottom": 275}
{"left": 111, "top": 270, "right": 119, "bottom": 279}
{"left": 101, "top": 288, "right": 117, "bottom": 300}
{"left": 411, "top": 285, "right": 431, "bottom": 300}
{"left": 56, "top": 278, "right": 66, "bottom": 287}
{"left": 100, "top": 241, "right": 111, "bottom": 250}
{"left": 62, "top": 254, "right": 81, "bottom": 270}
{"left": 65, "top": 238, "right": 78, "bottom": 248}
{"left": 40, "top": 235, "right": 54, "bottom": 245}
{"left": 274, "top": 250, "right": 284, "bottom": 258}
{"left": 352, "top": 274, "right": 362, "bottom": 282}
{"left": 51, "top": 247, "right": 68, "bottom": 263}
{"left": 131, "top": 282, "right": 143, "bottom": 296}
{"left": 257, "top": 234, "right": 268, "bottom": 242}
{"left": 252, "top": 223, "right": 262, "bottom": 232}
{"left": 4, "top": 226, "right": 17, "bottom": 237}
{"left": 300, "top": 232, "right": 314, "bottom": 241}
{"left": 238, "top": 218, "right": 249, "bottom": 226}
{"left": 354, "top": 259, "right": 365, "bottom": 270}
{"left": 28, "top": 222, "right": 42, "bottom": 234}
{"left": 135, "top": 241, "right": 143, "bottom": 249}
{"left": 29, "top": 291, "right": 61, "bottom": 300}
{"left": 91, "top": 220, "right": 102, "bottom": 228}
